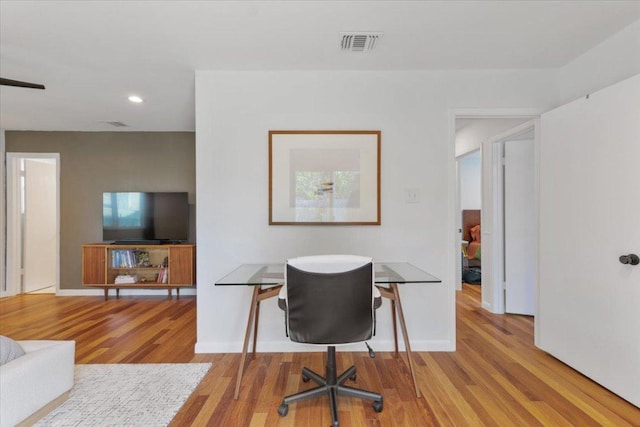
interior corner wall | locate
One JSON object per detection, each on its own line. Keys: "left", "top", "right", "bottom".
{"left": 557, "top": 19, "right": 640, "bottom": 105}
{"left": 194, "top": 69, "right": 557, "bottom": 353}
{"left": 4, "top": 131, "right": 195, "bottom": 291}
{"left": 455, "top": 118, "right": 531, "bottom": 157}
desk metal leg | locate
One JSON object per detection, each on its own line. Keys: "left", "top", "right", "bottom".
{"left": 377, "top": 284, "right": 420, "bottom": 398}
{"left": 391, "top": 283, "right": 420, "bottom": 397}
{"left": 234, "top": 286, "right": 259, "bottom": 400}
{"left": 391, "top": 300, "right": 399, "bottom": 357}
{"left": 234, "top": 285, "right": 283, "bottom": 400}
{"left": 252, "top": 301, "right": 260, "bottom": 360}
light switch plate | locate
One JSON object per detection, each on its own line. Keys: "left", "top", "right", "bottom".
{"left": 406, "top": 188, "right": 420, "bottom": 203}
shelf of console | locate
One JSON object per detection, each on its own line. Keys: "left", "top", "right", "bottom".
{"left": 84, "top": 284, "right": 195, "bottom": 300}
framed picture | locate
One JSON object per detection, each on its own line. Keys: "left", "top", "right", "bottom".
{"left": 269, "top": 130, "right": 381, "bottom": 225}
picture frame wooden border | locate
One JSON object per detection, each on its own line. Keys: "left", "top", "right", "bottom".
{"left": 269, "top": 130, "right": 381, "bottom": 225}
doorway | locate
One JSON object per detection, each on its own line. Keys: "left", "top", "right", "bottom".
{"left": 484, "top": 123, "right": 537, "bottom": 315}
{"left": 458, "top": 150, "right": 482, "bottom": 288}
{"left": 5, "top": 153, "right": 60, "bottom": 295}
{"left": 454, "top": 115, "right": 538, "bottom": 314}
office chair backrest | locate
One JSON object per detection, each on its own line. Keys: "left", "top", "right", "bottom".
{"left": 285, "top": 255, "right": 375, "bottom": 345}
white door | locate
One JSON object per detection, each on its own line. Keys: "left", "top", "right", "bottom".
{"left": 504, "top": 138, "right": 536, "bottom": 315}
{"left": 23, "top": 159, "right": 57, "bottom": 292}
{"left": 481, "top": 120, "right": 537, "bottom": 315}
{"left": 538, "top": 74, "right": 640, "bottom": 406}
{"left": 5, "top": 153, "right": 59, "bottom": 296}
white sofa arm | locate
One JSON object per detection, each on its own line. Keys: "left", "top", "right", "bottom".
{"left": 0, "top": 340, "right": 75, "bottom": 427}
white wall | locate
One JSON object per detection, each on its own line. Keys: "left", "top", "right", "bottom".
{"left": 194, "top": 69, "right": 557, "bottom": 353}
{"left": 458, "top": 151, "right": 481, "bottom": 210}
{"left": 557, "top": 19, "right": 640, "bottom": 105}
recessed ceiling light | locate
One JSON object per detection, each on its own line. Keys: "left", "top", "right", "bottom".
{"left": 128, "top": 95, "right": 143, "bottom": 103}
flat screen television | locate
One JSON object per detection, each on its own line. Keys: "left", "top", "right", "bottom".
{"left": 103, "top": 192, "right": 189, "bottom": 243}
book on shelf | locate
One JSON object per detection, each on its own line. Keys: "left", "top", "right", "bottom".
{"left": 111, "top": 249, "right": 150, "bottom": 268}
{"left": 157, "top": 267, "right": 168, "bottom": 283}
{"left": 114, "top": 274, "right": 138, "bottom": 284}
{"left": 112, "top": 249, "right": 134, "bottom": 268}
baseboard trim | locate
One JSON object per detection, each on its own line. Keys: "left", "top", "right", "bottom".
{"left": 55, "top": 288, "right": 197, "bottom": 297}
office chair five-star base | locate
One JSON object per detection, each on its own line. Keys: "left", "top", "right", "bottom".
{"left": 277, "top": 346, "right": 383, "bottom": 427}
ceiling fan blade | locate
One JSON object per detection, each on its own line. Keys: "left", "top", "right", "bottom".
{"left": 0, "top": 78, "right": 45, "bottom": 90}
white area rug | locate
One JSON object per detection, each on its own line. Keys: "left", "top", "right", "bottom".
{"left": 35, "top": 363, "right": 211, "bottom": 427}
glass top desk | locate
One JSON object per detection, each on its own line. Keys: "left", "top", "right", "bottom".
{"left": 216, "top": 262, "right": 441, "bottom": 399}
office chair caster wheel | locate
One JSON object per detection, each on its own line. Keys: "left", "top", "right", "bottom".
{"left": 302, "top": 374, "right": 310, "bottom": 382}
{"left": 372, "top": 400, "right": 383, "bottom": 413}
{"left": 278, "top": 403, "right": 289, "bottom": 416}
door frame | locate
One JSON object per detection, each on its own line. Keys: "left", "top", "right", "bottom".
{"left": 0, "top": 132, "right": 5, "bottom": 296}
{"left": 4, "top": 152, "right": 61, "bottom": 296}
{"left": 449, "top": 109, "right": 542, "bottom": 323}
{"left": 481, "top": 120, "right": 538, "bottom": 316}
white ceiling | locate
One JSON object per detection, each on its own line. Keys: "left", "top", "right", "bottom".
{"left": 1, "top": 1, "right": 639, "bottom": 131}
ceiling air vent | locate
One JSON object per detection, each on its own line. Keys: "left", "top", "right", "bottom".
{"left": 340, "top": 32, "right": 382, "bottom": 52}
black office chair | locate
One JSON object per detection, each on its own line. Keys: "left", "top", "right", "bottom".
{"left": 277, "top": 255, "right": 383, "bottom": 427}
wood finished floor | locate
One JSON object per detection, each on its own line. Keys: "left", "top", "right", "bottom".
{"left": 1, "top": 284, "right": 638, "bottom": 426}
